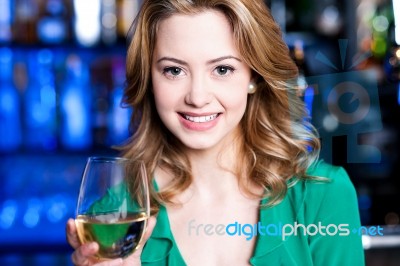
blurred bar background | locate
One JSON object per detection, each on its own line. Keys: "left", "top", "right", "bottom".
{"left": 0, "top": 0, "right": 399, "bottom": 265}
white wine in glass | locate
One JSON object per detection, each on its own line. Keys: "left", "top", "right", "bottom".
{"left": 75, "top": 157, "right": 150, "bottom": 259}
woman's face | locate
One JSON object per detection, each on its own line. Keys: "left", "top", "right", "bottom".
{"left": 151, "top": 10, "right": 252, "bottom": 152}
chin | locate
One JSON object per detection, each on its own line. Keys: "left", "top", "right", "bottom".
{"left": 182, "top": 141, "right": 216, "bottom": 151}
{"left": 179, "top": 135, "right": 228, "bottom": 153}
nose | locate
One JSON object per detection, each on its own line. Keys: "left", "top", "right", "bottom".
{"left": 184, "top": 74, "right": 212, "bottom": 107}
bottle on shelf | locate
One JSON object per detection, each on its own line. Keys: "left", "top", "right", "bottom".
{"left": 36, "top": 0, "right": 71, "bottom": 44}
{"left": 0, "top": 47, "right": 22, "bottom": 152}
{"left": 101, "top": 0, "right": 117, "bottom": 45}
{"left": 0, "top": 0, "right": 13, "bottom": 43}
{"left": 108, "top": 57, "right": 131, "bottom": 146}
{"left": 292, "top": 39, "right": 310, "bottom": 92}
{"left": 59, "top": 53, "right": 92, "bottom": 150}
{"left": 73, "top": 0, "right": 101, "bottom": 47}
{"left": 116, "top": 0, "right": 141, "bottom": 41}
{"left": 24, "top": 49, "right": 58, "bottom": 150}
{"left": 13, "top": 0, "right": 39, "bottom": 44}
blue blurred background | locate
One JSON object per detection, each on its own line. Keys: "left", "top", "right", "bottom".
{"left": 0, "top": 0, "right": 399, "bottom": 265}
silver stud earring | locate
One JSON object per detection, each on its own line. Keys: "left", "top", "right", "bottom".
{"left": 248, "top": 83, "right": 257, "bottom": 94}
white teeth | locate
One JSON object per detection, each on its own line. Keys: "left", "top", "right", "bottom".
{"left": 183, "top": 114, "right": 218, "bottom": 123}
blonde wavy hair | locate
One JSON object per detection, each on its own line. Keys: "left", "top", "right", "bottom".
{"left": 122, "top": 0, "right": 320, "bottom": 210}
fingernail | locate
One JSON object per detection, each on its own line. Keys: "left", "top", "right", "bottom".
{"left": 89, "top": 243, "right": 97, "bottom": 250}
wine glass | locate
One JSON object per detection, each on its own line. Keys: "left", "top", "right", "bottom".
{"left": 75, "top": 156, "right": 150, "bottom": 260}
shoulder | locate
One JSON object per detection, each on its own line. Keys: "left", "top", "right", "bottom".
{"left": 297, "top": 160, "right": 360, "bottom": 222}
{"left": 304, "top": 160, "right": 357, "bottom": 199}
{"left": 306, "top": 159, "right": 350, "bottom": 180}
{"left": 294, "top": 161, "right": 365, "bottom": 265}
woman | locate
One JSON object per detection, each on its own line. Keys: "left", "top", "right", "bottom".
{"left": 66, "top": 0, "right": 365, "bottom": 265}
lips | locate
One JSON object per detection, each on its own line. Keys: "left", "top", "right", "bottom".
{"left": 178, "top": 112, "right": 221, "bottom": 131}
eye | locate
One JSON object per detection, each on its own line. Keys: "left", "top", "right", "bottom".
{"left": 214, "top": 65, "right": 235, "bottom": 76}
{"left": 163, "top": 67, "right": 183, "bottom": 77}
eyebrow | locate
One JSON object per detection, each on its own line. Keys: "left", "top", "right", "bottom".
{"left": 156, "top": 55, "right": 242, "bottom": 65}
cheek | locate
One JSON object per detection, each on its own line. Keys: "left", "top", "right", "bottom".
{"left": 219, "top": 73, "right": 251, "bottom": 110}
{"left": 153, "top": 89, "right": 172, "bottom": 115}
{"left": 219, "top": 87, "right": 248, "bottom": 110}
{"left": 151, "top": 81, "right": 185, "bottom": 120}
{"left": 151, "top": 73, "right": 172, "bottom": 110}
{"left": 152, "top": 88, "right": 174, "bottom": 129}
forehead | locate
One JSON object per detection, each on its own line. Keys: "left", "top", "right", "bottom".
{"left": 154, "top": 10, "right": 240, "bottom": 59}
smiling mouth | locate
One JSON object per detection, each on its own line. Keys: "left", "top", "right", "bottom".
{"left": 179, "top": 113, "right": 220, "bottom": 123}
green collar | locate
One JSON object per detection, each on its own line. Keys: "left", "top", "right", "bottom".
{"left": 141, "top": 178, "right": 308, "bottom": 265}
{"left": 141, "top": 204, "right": 175, "bottom": 263}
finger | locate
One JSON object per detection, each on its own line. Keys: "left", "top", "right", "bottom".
{"left": 124, "top": 216, "right": 157, "bottom": 264}
{"left": 66, "top": 218, "right": 81, "bottom": 249}
{"left": 71, "top": 242, "right": 98, "bottom": 266}
{"left": 143, "top": 216, "right": 157, "bottom": 242}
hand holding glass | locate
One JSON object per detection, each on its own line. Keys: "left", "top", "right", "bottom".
{"left": 75, "top": 157, "right": 150, "bottom": 260}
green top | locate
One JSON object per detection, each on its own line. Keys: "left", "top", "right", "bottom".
{"left": 141, "top": 160, "right": 365, "bottom": 265}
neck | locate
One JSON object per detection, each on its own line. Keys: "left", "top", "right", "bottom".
{"left": 184, "top": 131, "right": 244, "bottom": 195}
